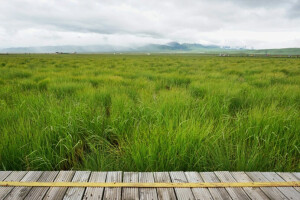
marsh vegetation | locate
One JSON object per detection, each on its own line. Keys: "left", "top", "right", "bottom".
{"left": 0, "top": 54, "right": 299, "bottom": 171}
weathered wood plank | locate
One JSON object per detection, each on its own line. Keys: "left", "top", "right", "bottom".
{"left": 83, "top": 172, "right": 107, "bottom": 200}
{"left": 4, "top": 171, "right": 43, "bottom": 200}
{"left": 139, "top": 172, "right": 158, "bottom": 200}
{"left": 277, "top": 172, "right": 300, "bottom": 181}
{"left": 246, "top": 172, "right": 288, "bottom": 200}
{"left": 185, "top": 172, "right": 213, "bottom": 200}
{"left": 43, "top": 171, "right": 75, "bottom": 200}
{"left": 0, "top": 172, "right": 12, "bottom": 182}
{"left": 63, "top": 171, "right": 91, "bottom": 200}
{"left": 122, "top": 172, "right": 139, "bottom": 200}
{"left": 169, "top": 171, "right": 194, "bottom": 200}
{"left": 103, "top": 171, "right": 122, "bottom": 200}
{"left": 200, "top": 172, "right": 232, "bottom": 200}
{"left": 277, "top": 172, "right": 300, "bottom": 192}
{"left": 153, "top": 172, "right": 176, "bottom": 200}
{"left": 262, "top": 172, "right": 300, "bottom": 200}
{"left": 214, "top": 171, "right": 250, "bottom": 200}
{"left": 231, "top": 172, "right": 270, "bottom": 200}
{"left": 293, "top": 173, "right": 300, "bottom": 180}
{"left": 0, "top": 171, "right": 27, "bottom": 200}
{"left": 24, "top": 171, "right": 59, "bottom": 200}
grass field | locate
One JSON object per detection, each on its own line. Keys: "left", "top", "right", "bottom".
{"left": 0, "top": 54, "right": 299, "bottom": 171}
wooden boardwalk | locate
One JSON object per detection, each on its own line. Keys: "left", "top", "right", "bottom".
{"left": 0, "top": 171, "right": 299, "bottom": 200}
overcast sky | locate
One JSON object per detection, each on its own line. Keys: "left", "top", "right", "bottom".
{"left": 0, "top": 0, "right": 300, "bottom": 49}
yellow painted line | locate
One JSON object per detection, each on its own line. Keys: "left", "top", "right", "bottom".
{"left": 0, "top": 182, "right": 299, "bottom": 188}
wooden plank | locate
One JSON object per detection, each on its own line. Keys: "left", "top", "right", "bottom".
{"left": 278, "top": 173, "right": 299, "bottom": 181}
{"left": 185, "top": 172, "right": 213, "bottom": 200}
{"left": 169, "top": 171, "right": 194, "bottom": 200}
{"left": 83, "top": 172, "right": 107, "bottom": 200}
{"left": 139, "top": 172, "right": 158, "bottom": 200}
{"left": 4, "top": 171, "right": 43, "bottom": 200}
{"left": 103, "top": 171, "right": 122, "bottom": 200}
{"left": 293, "top": 173, "right": 300, "bottom": 180}
{"left": 231, "top": 172, "right": 270, "bottom": 200}
{"left": 0, "top": 172, "right": 12, "bottom": 181}
{"left": 43, "top": 171, "right": 75, "bottom": 200}
{"left": 214, "top": 171, "right": 250, "bottom": 200}
{"left": 200, "top": 172, "right": 232, "bottom": 200}
{"left": 277, "top": 172, "right": 300, "bottom": 192}
{"left": 153, "top": 172, "right": 176, "bottom": 200}
{"left": 246, "top": 172, "right": 288, "bottom": 200}
{"left": 63, "top": 171, "right": 91, "bottom": 200}
{"left": 262, "top": 172, "right": 300, "bottom": 200}
{"left": 24, "top": 171, "right": 59, "bottom": 200}
{"left": 0, "top": 171, "right": 27, "bottom": 200}
{"left": 122, "top": 172, "right": 139, "bottom": 200}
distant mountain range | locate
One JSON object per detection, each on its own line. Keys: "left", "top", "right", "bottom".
{"left": 1, "top": 42, "right": 300, "bottom": 55}
{"left": 136, "top": 42, "right": 230, "bottom": 52}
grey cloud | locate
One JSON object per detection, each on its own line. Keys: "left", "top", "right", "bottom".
{"left": 287, "top": 1, "right": 300, "bottom": 18}
{"left": 213, "top": 0, "right": 295, "bottom": 8}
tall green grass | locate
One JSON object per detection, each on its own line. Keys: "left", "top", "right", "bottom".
{"left": 0, "top": 54, "right": 299, "bottom": 171}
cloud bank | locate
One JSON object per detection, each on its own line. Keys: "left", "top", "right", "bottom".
{"left": 0, "top": 0, "right": 300, "bottom": 49}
